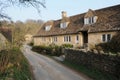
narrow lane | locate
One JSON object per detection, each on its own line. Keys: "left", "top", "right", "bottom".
{"left": 22, "top": 45, "right": 91, "bottom": 80}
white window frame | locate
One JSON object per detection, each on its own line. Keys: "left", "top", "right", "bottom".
{"left": 102, "top": 34, "right": 106, "bottom": 42}
{"left": 45, "top": 25, "right": 51, "bottom": 31}
{"left": 64, "top": 36, "right": 66, "bottom": 42}
{"left": 42, "top": 37, "right": 46, "bottom": 42}
{"left": 76, "top": 35, "right": 79, "bottom": 43}
{"left": 60, "top": 22, "right": 67, "bottom": 29}
{"left": 84, "top": 18, "right": 88, "bottom": 24}
{"left": 84, "top": 16, "right": 96, "bottom": 25}
{"left": 107, "top": 34, "right": 112, "bottom": 42}
{"left": 88, "top": 17, "right": 94, "bottom": 24}
{"left": 94, "top": 16, "right": 97, "bottom": 23}
{"left": 102, "top": 34, "right": 112, "bottom": 42}
{"left": 64, "top": 35, "right": 71, "bottom": 42}
{"left": 52, "top": 37, "right": 57, "bottom": 42}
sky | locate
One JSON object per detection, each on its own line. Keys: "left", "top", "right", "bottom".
{"left": 4, "top": 0, "right": 120, "bottom": 22}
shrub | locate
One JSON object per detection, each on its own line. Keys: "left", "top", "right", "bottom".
{"left": 32, "top": 45, "right": 53, "bottom": 55}
{"left": 0, "top": 48, "right": 33, "bottom": 80}
{"left": 97, "top": 32, "right": 120, "bottom": 54}
{"left": 32, "top": 46, "right": 42, "bottom": 53}
{"left": 44, "top": 46, "right": 53, "bottom": 55}
{"left": 32, "top": 45, "right": 63, "bottom": 56}
{"left": 52, "top": 45, "right": 63, "bottom": 56}
{"left": 28, "top": 42, "right": 34, "bottom": 46}
{"left": 61, "top": 44, "right": 73, "bottom": 48}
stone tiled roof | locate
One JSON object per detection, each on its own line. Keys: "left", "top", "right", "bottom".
{"left": 35, "top": 4, "right": 120, "bottom": 37}
{"left": 84, "top": 9, "right": 97, "bottom": 18}
{"left": 0, "top": 27, "right": 12, "bottom": 42}
{"left": 45, "top": 20, "right": 54, "bottom": 26}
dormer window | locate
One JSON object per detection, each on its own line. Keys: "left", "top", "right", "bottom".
{"left": 45, "top": 20, "right": 53, "bottom": 31}
{"left": 60, "top": 22, "right": 67, "bottom": 28}
{"left": 84, "top": 16, "right": 97, "bottom": 25}
{"left": 84, "top": 9, "right": 98, "bottom": 25}
{"left": 45, "top": 25, "right": 51, "bottom": 31}
{"left": 60, "top": 11, "right": 70, "bottom": 29}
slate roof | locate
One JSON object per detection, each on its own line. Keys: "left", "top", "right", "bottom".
{"left": 0, "top": 27, "right": 12, "bottom": 42}
{"left": 35, "top": 4, "right": 120, "bottom": 37}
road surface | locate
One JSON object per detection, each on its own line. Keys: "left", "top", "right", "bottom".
{"left": 22, "top": 45, "right": 91, "bottom": 80}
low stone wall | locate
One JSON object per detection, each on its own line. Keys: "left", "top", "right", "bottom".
{"left": 64, "top": 48, "right": 120, "bottom": 78}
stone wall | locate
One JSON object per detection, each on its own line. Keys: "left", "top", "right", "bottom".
{"left": 64, "top": 48, "right": 120, "bottom": 78}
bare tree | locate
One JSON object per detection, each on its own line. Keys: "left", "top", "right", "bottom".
{"left": 7, "top": 19, "right": 43, "bottom": 47}
{"left": 0, "top": 0, "right": 46, "bottom": 19}
{"left": 0, "top": 2, "right": 11, "bottom": 20}
{"left": 7, "top": 0, "right": 46, "bottom": 10}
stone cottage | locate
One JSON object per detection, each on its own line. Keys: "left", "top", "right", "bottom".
{"left": 34, "top": 5, "right": 120, "bottom": 49}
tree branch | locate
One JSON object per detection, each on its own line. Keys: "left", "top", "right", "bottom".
{"left": 0, "top": 0, "right": 46, "bottom": 20}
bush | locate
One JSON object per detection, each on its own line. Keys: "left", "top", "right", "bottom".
{"left": 52, "top": 45, "right": 63, "bottom": 56}
{"left": 0, "top": 48, "right": 33, "bottom": 80}
{"left": 32, "top": 45, "right": 52, "bottom": 54}
{"left": 44, "top": 46, "right": 53, "bottom": 54}
{"left": 97, "top": 32, "right": 120, "bottom": 54}
{"left": 32, "top": 45, "right": 63, "bottom": 56}
{"left": 32, "top": 44, "right": 74, "bottom": 56}
{"left": 31, "top": 46, "right": 39, "bottom": 52}
{"left": 61, "top": 44, "right": 73, "bottom": 48}
{"left": 28, "top": 42, "right": 34, "bottom": 46}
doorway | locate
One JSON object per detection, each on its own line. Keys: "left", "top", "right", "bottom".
{"left": 82, "top": 31, "right": 88, "bottom": 48}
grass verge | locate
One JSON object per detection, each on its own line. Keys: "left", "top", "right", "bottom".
{"left": 62, "top": 60, "right": 118, "bottom": 80}
{"left": 0, "top": 47, "right": 33, "bottom": 80}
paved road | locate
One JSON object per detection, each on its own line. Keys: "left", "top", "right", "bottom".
{"left": 22, "top": 45, "right": 91, "bottom": 80}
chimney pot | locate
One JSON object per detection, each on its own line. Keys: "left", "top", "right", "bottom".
{"left": 62, "top": 11, "right": 67, "bottom": 18}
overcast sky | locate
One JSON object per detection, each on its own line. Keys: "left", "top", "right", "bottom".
{"left": 5, "top": 0, "right": 120, "bottom": 22}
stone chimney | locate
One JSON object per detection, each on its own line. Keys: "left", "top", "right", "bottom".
{"left": 62, "top": 11, "right": 67, "bottom": 18}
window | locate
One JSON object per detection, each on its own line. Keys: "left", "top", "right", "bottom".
{"left": 45, "top": 25, "right": 51, "bottom": 31}
{"left": 84, "top": 18, "right": 88, "bottom": 24}
{"left": 69, "top": 36, "right": 71, "bottom": 42}
{"left": 52, "top": 37, "right": 57, "bottom": 42}
{"left": 107, "top": 34, "right": 111, "bottom": 41}
{"left": 60, "top": 22, "right": 67, "bottom": 28}
{"left": 102, "top": 34, "right": 111, "bottom": 42}
{"left": 76, "top": 35, "right": 79, "bottom": 43}
{"left": 64, "top": 36, "right": 66, "bottom": 42}
{"left": 64, "top": 35, "right": 71, "bottom": 42}
{"left": 84, "top": 16, "right": 97, "bottom": 25}
{"left": 42, "top": 37, "right": 46, "bottom": 42}
{"left": 102, "top": 34, "right": 106, "bottom": 42}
